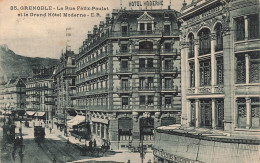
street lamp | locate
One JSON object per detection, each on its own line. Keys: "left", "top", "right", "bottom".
{"left": 138, "top": 135, "right": 147, "bottom": 163}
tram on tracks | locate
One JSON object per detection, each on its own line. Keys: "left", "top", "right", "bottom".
{"left": 34, "top": 126, "right": 45, "bottom": 143}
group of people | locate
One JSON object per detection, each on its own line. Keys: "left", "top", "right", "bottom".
{"left": 87, "top": 139, "right": 97, "bottom": 148}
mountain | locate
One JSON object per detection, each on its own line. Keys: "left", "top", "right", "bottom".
{"left": 0, "top": 44, "right": 59, "bottom": 82}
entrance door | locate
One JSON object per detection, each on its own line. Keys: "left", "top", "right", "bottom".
{"left": 200, "top": 99, "right": 212, "bottom": 127}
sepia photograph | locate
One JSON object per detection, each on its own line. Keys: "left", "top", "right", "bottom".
{"left": 0, "top": 0, "right": 259, "bottom": 162}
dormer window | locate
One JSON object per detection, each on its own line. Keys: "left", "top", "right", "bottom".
{"left": 137, "top": 12, "right": 155, "bottom": 32}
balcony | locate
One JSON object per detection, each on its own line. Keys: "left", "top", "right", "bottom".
{"left": 133, "top": 49, "right": 158, "bottom": 54}
{"left": 138, "top": 67, "right": 159, "bottom": 73}
{"left": 139, "top": 105, "right": 155, "bottom": 110}
{"left": 76, "top": 71, "right": 108, "bottom": 84}
{"left": 116, "top": 49, "right": 130, "bottom": 56}
{"left": 161, "top": 48, "right": 178, "bottom": 55}
{"left": 116, "top": 87, "right": 132, "bottom": 93}
{"left": 138, "top": 86, "right": 157, "bottom": 91}
{"left": 161, "top": 67, "right": 178, "bottom": 74}
{"left": 116, "top": 68, "right": 132, "bottom": 74}
{"left": 76, "top": 52, "right": 108, "bottom": 72}
{"left": 161, "top": 86, "right": 178, "bottom": 92}
{"left": 86, "top": 88, "right": 108, "bottom": 96}
{"left": 186, "top": 85, "right": 224, "bottom": 94}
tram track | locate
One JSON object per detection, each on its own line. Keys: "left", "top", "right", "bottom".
{"left": 37, "top": 139, "right": 78, "bottom": 163}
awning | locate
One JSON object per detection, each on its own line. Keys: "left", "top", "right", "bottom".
{"left": 26, "top": 111, "right": 36, "bottom": 116}
{"left": 67, "top": 115, "right": 86, "bottom": 128}
{"left": 91, "top": 117, "right": 109, "bottom": 124}
{"left": 35, "top": 112, "right": 46, "bottom": 117}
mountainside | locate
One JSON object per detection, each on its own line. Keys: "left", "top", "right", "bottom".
{"left": 0, "top": 45, "right": 59, "bottom": 82}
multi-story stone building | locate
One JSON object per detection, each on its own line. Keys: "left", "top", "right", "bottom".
{"left": 75, "top": 8, "right": 181, "bottom": 149}
{"left": 26, "top": 67, "right": 55, "bottom": 120}
{"left": 53, "top": 50, "right": 77, "bottom": 128}
{"left": 0, "top": 78, "right": 26, "bottom": 115}
{"left": 179, "top": 0, "right": 260, "bottom": 131}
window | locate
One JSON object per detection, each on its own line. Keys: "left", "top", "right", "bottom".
{"left": 190, "top": 63, "right": 195, "bottom": 87}
{"left": 216, "top": 57, "right": 224, "bottom": 85}
{"left": 147, "top": 58, "right": 153, "bottom": 68}
{"left": 164, "top": 25, "right": 170, "bottom": 35}
{"left": 148, "top": 96, "right": 154, "bottom": 105}
{"left": 139, "top": 58, "right": 145, "bottom": 68}
{"left": 147, "top": 23, "right": 152, "bottom": 31}
{"left": 188, "top": 33, "right": 195, "bottom": 58}
{"left": 215, "top": 23, "right": 223, "bottom": 52}
{"left": 164, "top": 43, "right": 171, "bottom": 52}
{"left": 165, "top": 78, "right": 172, "bottom": 89}
{"left": 249, "top": 53, "right": 260, "bottom": 83}
{"left": 198, "top": 28, "right": 211, "bottom": 55}
{"left": 140, "top": 23, "right": 145, "bottom": 31}
{"left": 139, "top": 77, "right": 145, "bottom": 89}
{"left": 235, "top": 17, "right": 245, "bottom": 41}
{"left": 165, "top": 97, "right": 172, "bottom": 108}
{"left": 121, "top": 61, "right": 128, "bottom": 69}
{"left": 122, "top": 79, "right": 128, "bottom": 90}
{"left": 122, "top": 26, "right": 128, "bottom": 34}
{"left": 121, "top": 44, "right": 128, "bottom": 52}
{"left": 122, "top": 97, "right": 129, "bottom": 109}
{"left": 236, "top": 54, "right": 246, "bottom": 84}
{"left": 248, "top": 14, "right": 259, "bottom": 40}
{"left": 200, "top": 60, "right": 211, "bottom": 86}
{"left": 139, "top": 41, "right": 153, "bottom": 51}
{"left": 140, "top": 96, "right": 146, "bottom": 105}
{"left": 148, "top": 77, "right": 153, "bottom": 89}
{"left": 165, "top": 60, "right": 172, "bottom": 70}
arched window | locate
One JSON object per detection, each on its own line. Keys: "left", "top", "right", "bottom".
{"left": 139, "top": 41, "right": 153, "bottom": 52}
{"left": 198, "top": 28, "right": 211, "bottom": 55}
{"left": 215, "top": 23, "right": 223, "bottom": 52}
{"left": 188, "top": 33, "right": 195, "bottom": 58}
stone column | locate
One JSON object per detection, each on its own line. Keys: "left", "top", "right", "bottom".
{"left": 194, "top": 39, "right": 200, "bottom": 94}
{"left": 246, "top": 97, "right": 251, "bottom": 129}
{"left": 212, "top": 99, "right": 216, "bottom": 129}
{"left": 186, "top": 100, "right": 191, "bottom": 127}
{"left": 180, "top": 42, "right": 190, "bottom": 126}
{"left": 195, "top": 99, "right": 200, "bottom": 127}
{"left": 245, "top": 54, "right": 250, "bottom": 84}
{"left": 211, "top": 34, "right": 216, "bottom": 93}
{"left": 244, "top": 16, "right": 249, "bottom": 40}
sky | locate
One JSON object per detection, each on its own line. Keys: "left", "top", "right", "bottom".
{"left": 0, "top": 0, "right": 190, "bottom": 59}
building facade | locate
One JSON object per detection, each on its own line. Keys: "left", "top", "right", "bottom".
{"left": 25, "top": 67, "right": 55, "bottom": 120}
{"left": 53, "top": 50, "right": 77, "bottom": 128}
{"left": 75, "top": 9, "right": 181, "bottom": 149}
{"left": 179, "top": 0, "right": 260, "bottom": 131}
{"left": 0, "top": 78, "right": 26, "bottom": 115}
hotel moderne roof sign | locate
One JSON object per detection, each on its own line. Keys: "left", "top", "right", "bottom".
{"left": 126, "top": 0, "right": 165, "bottom": 10}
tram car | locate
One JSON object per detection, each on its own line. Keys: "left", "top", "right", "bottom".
{"left": 34, "top": 126, "right": 45, "bottom": 142}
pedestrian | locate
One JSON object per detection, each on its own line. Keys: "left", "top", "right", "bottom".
{"left": 93, "top": 139, "right": 96, "bottom": 147}
{"left": 20, "top": 136, "right": 23, "bottom": 146}
{"left": 89, "top": 140, "right": 93, "bottom": 148}
{"left": 49, "top": 127, "right": 52, "bottom": 134}
{"left": 66, "top": 138, "right": 70, "bottom": 146}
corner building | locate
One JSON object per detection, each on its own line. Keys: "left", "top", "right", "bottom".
{"left": 179, "top": 0, "right": 260, "bottom": 131}
{"left": 76, "top": 9, "right": 181, "bottom": 149}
